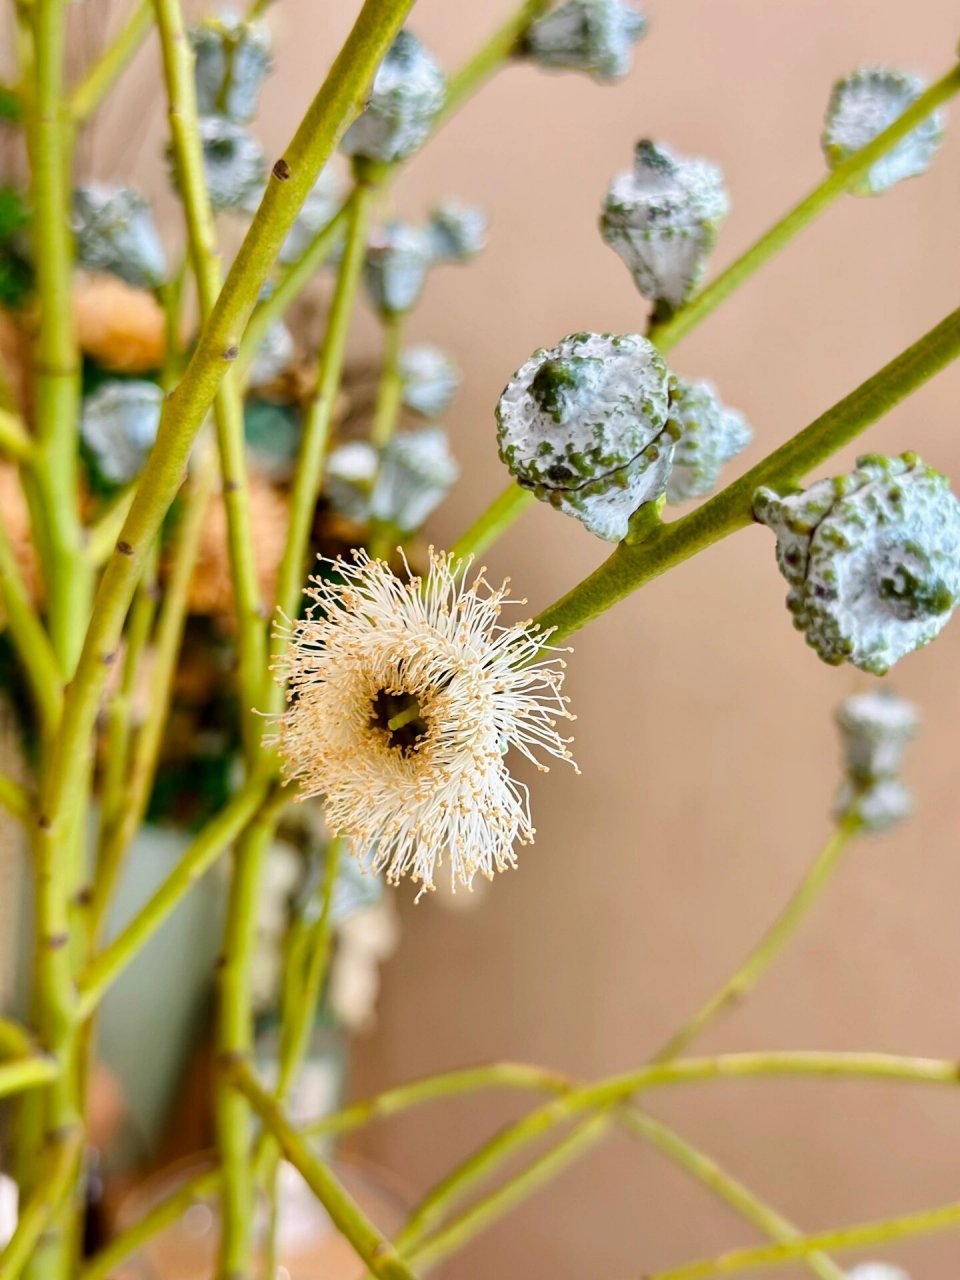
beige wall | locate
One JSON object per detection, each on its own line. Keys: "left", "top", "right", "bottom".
{"left": 105, "top": 1, "right": 960, "bottom": 1274}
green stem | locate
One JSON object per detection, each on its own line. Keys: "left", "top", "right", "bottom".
{"left": 648, "top": 1199, "right": 960, "bottom": 1280}
{"left": 439, "top": 0, "right": 550, "bottom": 121}
{"left": 151, "top": 0, "right": 266, "bottom": 748}
{"left": 84, "top": 486, "right": 137, "bottom": 568}
{"left": 0, "top": 1131, "right": 82, "bottom": 1280}
{"left": 449, "top": 485, "right": 534, "bottom": 561}
{"left": 622, "top": 1111, "right": 846, "bottom": 1280}
{"left": 229, "top": 1060, "right": 419, "bottom": 1280}
{"left": 36, "top": 0, "right": 413, "bottom": 944}
{"left": 76, "top": 772, "right": 272, "bottom": 1016}
{"left": 0, "top": 516, "right": 63, "bottom": 738}
{"left": 0, "top": 1020, "right": 35, "bottom": 1059}
{"left": 649, "top": 64, "right": 960, "bottom": 354}
{"left": 392, "top": 1051, "right": 958, "bottom": 1248}
{"left": 215, "top": 791, "right": 288, "bottom": 1278}
{"left": 534, "top": 303, "right": 960, "bottom": 644}
{"left": 370, "top": 312, "right": 405, "bottom": 449}
{"left": 70, "top": 0, "right": 154, "bottom": 125}
{"left": 0, "top": 1055, "right": 59, "bottom": 1100}
{"left": 408, "top": 1115, "right": 609, "bottom": 1273}
{"left": 0, "top": 774, "right": 32, "bottom": 827}
{"left": 652, "top": 817, "right": 861, "bottom": 1063}
{"left": 0, "top": 408, "right": 33, "bottom": 462}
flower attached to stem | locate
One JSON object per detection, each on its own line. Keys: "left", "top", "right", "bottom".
{"left": 271, "top": 550, "right": 577, "bottom": 898}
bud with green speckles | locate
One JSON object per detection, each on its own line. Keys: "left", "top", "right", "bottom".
{"left": 340, "top": 30, "right": 446, "bottom": 165}
{"left": 175, "top": 116, "right": 266, "bottom": 213}
{"left": 80, "top": 380, "right": 163, "bottom": 486}
{"left": 189, "top": 10, "right": 272, "bottom": 125}
{"left": 399, "top": 345, "right": 461, "bottom": 418}
{"left": 426, "top": 201, "right": 488, "bottom": 263}
{"left": 822, "top": 67, "right": 945, "bottom": 195}
{"left": 72, "top": 185, "right": 167, "bottom": 290}
{"left": 496, "top": 331, "right": 677, "bottom": 541}
{"left": 326, "top": 427, "right": 459, "bottom": 533}
{"left": 834, "top": 690, "right": 918, "bottom": 832}
{"left": 754, "top": 453, "right": 960, "bottom": 675}
{"left": 522, "top": 0, "right": 647, "bottom": 83}
{"left": 362, "top": 220, "right": 435, "bottom": 316}
{"left": 666, "top": 377, "right": 751, "bottom": 504}
{"left": 600, "top": 140, "right": 729, "bottom": 312}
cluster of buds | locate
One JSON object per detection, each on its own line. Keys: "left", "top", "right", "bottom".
{"left": 326, "top": 426, "right": 459, "bottom": 534}
{"left": 363, "top": 202, "right": 487, "bottom": 316}
{"left": 521, "top": 0, "right": 648, "bottom": 83}
{"left": 822, "top": 67, "right": 945, "bottom": 195}
{"left": 190, "top": 10, "right": 273, "bottom": 124}
{"left": 834, "top": 691, "right": 918, "bottom": 832}
{"left": 340, "top": 30, "right": 446, "bottom": 165}
{"left": 755, "top": 454, "right": 960, "bottom": 675}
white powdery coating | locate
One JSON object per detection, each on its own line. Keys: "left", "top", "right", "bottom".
{"left": 190, "top": 10, "right": 273, "bottom": 125}
{"left": 497, "top": 331, "right": 675, "bottom": 541}
{"left": 822, "top": 67, "right": 945, "bottom": 196}
{"left": 326, "top": 428, "right": 459, "bottom": 531}
{"left": 666, "top": 377, "right": 752, "bottom": 504}
{"left": 755, "top": 454, "right": 960, "bottom": 675}
{"left": 399, "top": 344, "right": 461, "bottom": 418}
{"left": 340, "top": 30, "right": 446, "bottom": 164}
{"left": 193, "top": 116, "right": 266, "bottom": 212}
{"left": 272, "top": 550, "right": 577, "bottom": 897}
{"left": 80, "top": 380, "right": 163, "bottom": 484}
{"left": 426, "top": 201, "right": 488, "bottom": 263}
{"left": 836, "top": 689, "right": 918, "bottom": 777}
{"left": 524, "top": 0, "right": 648, "bottom": 83}
{"left": 363, "top": 221, "right": 434, "bottom": 315}
{"left": 600, "top": 140, "right": 729, "bottom": 308}
{"left": 72, "top": 184, "right": 167, "bottom": 289}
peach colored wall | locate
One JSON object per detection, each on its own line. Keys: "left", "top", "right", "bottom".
{"left": 100, "top": 1, "right": 960, "bottom": 1275}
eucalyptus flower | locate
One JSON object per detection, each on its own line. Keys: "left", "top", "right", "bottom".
{"left": 80, "top": 379, "right": 163, "bottom": 485}
{"left": 190, "top": 10, "right": 272, "bottom": 124}
{"left": 363, "top": 220, "right": 435, "bottom": 315}
{"left": 278, "top": 165, "right": 345, "bottom": 265}
{"left": 834, "top": 690, "right": 918, "bottom": 831}
{"left": 340, "top": 30, "right": 446, "bottom": 164}
{"left": 496, "top": 331, "right": 678, "bottom": 540}
{"left": 72, "top": 184, "right": 167, "bottom": 290}
{"left": 754, "top": 453, "right": 960, "bottom": 674}
{"left": 326, "top": 427, "right": 459, "bottom": 532}
{"left": 666, "top": 377, "right": 751, "bottom": 504}
{"left": 399, "top": 344, "right": 461, "bottom": 417}
{"left": 522, "top": 0, "right": 648, "bottom": 83}
{"left": 190, "top": 116, "right": 266, "bottom": 212}
{"left": 600, "top": 140, "right": 729, "bottom": 310}
{"left": 271, "top": 550, "right": 577, "bottom": 896}
{"left": 822, "top": 68, "right": 945, "bottom": 195}
{"left": 426, "top": 201, "right": 488, "bottom": 263}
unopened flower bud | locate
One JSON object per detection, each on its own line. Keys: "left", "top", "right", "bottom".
{"left": 248, "top": 318, "right": 294, "bottom": 387}
{"left": 522, "top": 0, "right": 647, "bottom": 83}
{"left": 363, "top": 221, "right": 434, "bottom": 315}
{"left": 834, "top": 690, "right": 918, "bottom": 832}
{"left": 496, "top": 331, "right": 677, "bottom": 541}
{"left": 326, "top": 427, "right": 459, "bottom": 533}
{"left": 340, "top": 30, "right": 446, "bottom": 164}
{"left": 399, "top": 344, "right": 460, "bottom": 417}
{"left": 426, "top": 201, "right": 488, "bottom": 263}
{"left": 666, "top": 377, "right": 751, "bottom": 504}
{"left": 822, "top": 68, "right": 945, "bottom": 196}
{"left": 72, "top": 185, "right": 167, "bottom": 290}
{"left": 755, "top": 453, "right": 960, "bottom": 674}
{"left": 184, "top": 116, "right": 266, "bottom": 212}
{"left": 600, "top": 140, "right": 729, "bottom": 310}
{"left": 190, "top": 10, "right": 272, "bottom": 124}
{"left": 80, "top": 379, "right": 163, "bottom": 484}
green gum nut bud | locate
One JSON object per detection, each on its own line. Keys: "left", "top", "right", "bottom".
{"left": 189, "top": 10, "right": 273, "bottom": 125}
{"left": 496, "top": 331, "right": 676, "bottom": 541}
{"left": 363, "top": 221, "right": 434, "bottom": 315}
{"left": 80, "top": 380, "right": 163, "bottom": 485}
{"left": 72, "top": 184, "right": 167, "bottom": 290}
{"left": 522, "top": 0, "right": 648, "bottom": 83}
{"left": 340, "top": 30, "right": 446, "bottom": 164}
{"left": 822, "top": 67, "right": 945, "bottom": 195}
{"left": 754, "top": 453, "right": 960, "bottom": 675}
{"left": 277, "top": 165, "right": 345, "bottom": 265}
{"left": 426, "top": 201, "right": 488, "bottom": 263}
{"left": 665, "top": 376, "right": 752, "bottom": 504}
{"left": 179, "top": 116, "right": 266, "bottom": 213}
{"left": 399, "top": 344, "right": 461, "bottom": 417}
{"left": 600, "top": 140, "right": 729, "bottom": 311}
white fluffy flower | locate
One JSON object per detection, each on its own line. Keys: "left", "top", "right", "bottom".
{"left": 271, "top": 550, "right": 576, "bottom": 897}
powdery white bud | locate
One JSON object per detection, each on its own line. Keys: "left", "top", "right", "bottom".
{"left": 600, "top": 140, "right": 729, "bottom": 310}
{"left": 363, "top": 220, "right": 434, "bottom": 315}
{"left": 399, "top": 344, "right": 461, "bottom": 417}
{"left": 80, "top": 380, "right": 163, "bottom": 485}
{"left": 666, "top": 377, "right": 752, "bottom": 504}
{"left": 755, "top": 453, "right": 960, "bottom": 675}
{"left": 523, "top": 0, "right": 647, "bottom": 83}
{"left": 190, "top": 10, "right": 272, "bottom": 125}
{"left": 496, "top": 331, "right": 677, "bottom": 541}
{"left": 834, "top": 690, "right": 919, "bottom": 832}
{"left": 326, "top": 427, "right": 459, "bottom": 533}
{"left": 72, "top": 185, "right": 167, "bottom": 290}
{"left": 189, "top": 116, "right": 266, "bottom": 212}
{"left": 426, "top": 201, "right": 488, "bottom": 263}
{"left": 822, "top": 68, "right": 945, "bottom": 196}
{"left": 340, "top": 30, "right": 446, "bottom": 164}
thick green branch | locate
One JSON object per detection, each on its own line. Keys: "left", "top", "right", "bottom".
{"left": 535, "top": 304, "right": 960, "bottom": 643}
